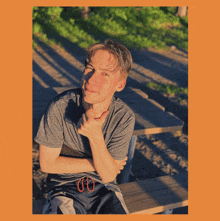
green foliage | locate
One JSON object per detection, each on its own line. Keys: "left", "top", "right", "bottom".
{"left": 32, "top": 6, "right": 188, "bottom": 51}
{"left": 160, "top": 7, "right": 177, "bottom": 14}
{"left": 33, "top": 7, "right": 63, "bottom": 22}
{"left": 46, "top": 7, "right": 63, "bottom": 20}
{"left": 32, "top": 7, "right": 39, "bottom": 20}
{"left": 146, "top": 82, "right": 188, "bottom": 97}
{"left": 33, "top": 22, "right": 42, "bottom": 34}
{"left": 87, "top": 7, "right": 187, "bottom": 50}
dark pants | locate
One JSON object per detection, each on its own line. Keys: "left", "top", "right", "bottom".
{"left": 42, "top": 177, "right": 129, "bottom": 214}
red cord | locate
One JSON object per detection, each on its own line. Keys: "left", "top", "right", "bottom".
{"left": 77, "top": 177, "right": 95, "bottom": 192}
{"left": 87, "top": 177, "right": 95, "bottom": 192}
{"left": 77, "top": 178, "right": 84, "bottom": 192}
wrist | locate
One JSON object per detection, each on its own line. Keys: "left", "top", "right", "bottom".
{"left": 88, "top": 129, "right": 103, "bottom": 142}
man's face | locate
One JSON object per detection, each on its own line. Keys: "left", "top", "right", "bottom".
{"left": 81, "top": 50, "right": 126, "bottom": 105}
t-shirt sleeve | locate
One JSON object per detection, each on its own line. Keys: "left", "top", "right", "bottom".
{"left": 34, "top": 101, "right": 64, "bottom": 148}
{"left": 107, "top": 111, "right": 135, "bottom": 160}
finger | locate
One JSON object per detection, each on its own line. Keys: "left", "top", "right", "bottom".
{"left": 120, "top": 165, "right": 124, "bottom": 169}
{"left": 120, "top": 159, "right": 127, "bottom": 165}
{"left": 121, "top": 161, "right": 126, "bottom": 165}
{"left": 123, "top": 156, "right": 128, "bottom": 161}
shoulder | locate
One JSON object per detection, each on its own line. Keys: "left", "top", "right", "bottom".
{"left": 113, "top": 96, "right": 135, "bottom": 122}
{"left": 48, "top": 88, "right": 82, "bottom": 108}
{"left": 44, "top": 88, "right": 83, "bottom": 117}
{"left": 52, "top": 88, "right": 82, "bottom": 104}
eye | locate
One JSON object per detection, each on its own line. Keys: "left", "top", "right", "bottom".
{"left": 102, "top": 72, "right": 108, "bottom": 76}
{"left": 85, "top": 66, "right": 93, "bottom": 70}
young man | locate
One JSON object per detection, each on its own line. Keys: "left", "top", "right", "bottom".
{"left": 34, "top": 40, "right": 135, "bottom": 214}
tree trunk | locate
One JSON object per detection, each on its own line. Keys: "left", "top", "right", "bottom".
{"left": 81, "top": 7, "right": 90, "bottom": 19}
{"left": 176, "top": 7, "right": 188, "bottom": 17}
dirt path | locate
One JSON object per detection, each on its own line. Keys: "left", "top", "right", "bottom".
{"left": 32, "top": 43, "right": 188, "bottom": 204}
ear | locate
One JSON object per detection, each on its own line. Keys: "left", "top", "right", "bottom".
{"left": 116, "top": 79, "right": 126, "bottom": 92}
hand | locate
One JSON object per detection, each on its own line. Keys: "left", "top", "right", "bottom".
{"left": 116, "top": 156, "right": 128, "bottom": 174}
{"left": 77, "top": 109, "right": 109, "bottom": 139}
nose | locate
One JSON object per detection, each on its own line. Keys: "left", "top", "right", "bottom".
{"left": 83, "top": 69, "right": 93, "bottom": 82}
{"left": 83, "top": 70, "right": 99, "bottom": 85}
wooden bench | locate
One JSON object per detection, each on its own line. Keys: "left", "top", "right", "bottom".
{"left": 119, "top": 172, "right": 188, "bottom": 214}
{"left": 33, "top": 172, "right": 188, "bottom": 214}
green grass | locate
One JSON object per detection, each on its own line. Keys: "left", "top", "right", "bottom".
{"left": 32, "top": 7, "right": 188, "bottom": 51}
{"left": 146, "top": 82, "right": 188, "bottom": 98}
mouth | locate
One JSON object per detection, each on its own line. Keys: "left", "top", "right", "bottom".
{"left": 82, "top": 82, "right": 98, "bottom": 94}
{"left": 84, "top": 87, "right": 98, "bottom": 93}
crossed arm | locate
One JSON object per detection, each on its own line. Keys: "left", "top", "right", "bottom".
{"left": 39, "top": 146, "right": 127, "bottom": 183}
{"left": 39, "top": 109, "right": 127, "bottom": 183}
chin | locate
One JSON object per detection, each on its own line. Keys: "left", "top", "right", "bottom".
{"left": 83, "top": 94, "right": 97, "bottom": 104}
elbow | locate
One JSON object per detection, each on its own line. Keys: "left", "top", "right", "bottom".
{"left": 99, "top": 164, "right": 120, "bottom": 183}
{"left": 100, "top": 170, "right": 118, "bottom": 183}
{"left": 101, "top": 176, "right": 116, "bottom": 183}
{"left": 40, "top": 162, "right": 50, "bottom": 173}
{"left": 39, "top": 160, "right": 54, "bottom": 174}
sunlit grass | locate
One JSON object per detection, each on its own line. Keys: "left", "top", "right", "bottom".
{"left": 32, "top": 7, "right": 188, "bottom": 51}
{"left": 146, "top": 82, "right": 188, "bottom": 98}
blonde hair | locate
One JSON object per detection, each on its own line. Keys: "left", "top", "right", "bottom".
{"left": 85, "top": 40, "right": 133, "bottom": 79}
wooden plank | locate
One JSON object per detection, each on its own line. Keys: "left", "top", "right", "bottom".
{"left": 132, "top": 200, "right": 188, "bottom": 214}
{"left": 133, "top": 125, "right": 183, "bottom": 136}
{"left": 147, "top": 98, "right": 165, "bottom": 111}
{"left": 129, "top": 87, "right": 149, "bottom": 99}
{"left": 120, "top": 100, "right": 165, "bottom": 111}
{"left": 134, "top": 111, "right": 183, "bottom": 129}
{"left": 116, "top": 87, "right": 183, "bottom": 134}
{"left": 116, "top": 86, "right": 164, "bottom": 110}
{"left": 118, "top": 172, "right": 188, "bottom": 214}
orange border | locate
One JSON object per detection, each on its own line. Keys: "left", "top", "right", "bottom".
{"left": 1, "top": 0, "right": 217, "bottom": 220}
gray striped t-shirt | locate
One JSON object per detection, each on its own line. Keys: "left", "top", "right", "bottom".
{"left": 34, "top": 88, "right": 135, "bottom": 190}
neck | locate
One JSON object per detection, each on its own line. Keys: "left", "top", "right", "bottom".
{"left": 82, "top": 98, "right": 112, "bottom": 118}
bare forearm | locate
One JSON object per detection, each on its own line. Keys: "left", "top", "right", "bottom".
{"left": 40, "top": 155, "right": 95, "bottom": 174}
{"left": 89, "top": 133, "right": 119, "bottom": 183}
{"left": 77, "top": 109, "right": 120, "bottom": 182}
